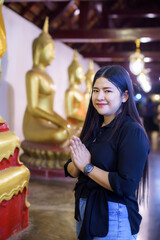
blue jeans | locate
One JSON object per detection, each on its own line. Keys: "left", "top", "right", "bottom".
{"left": 76, "top": 198, "right": 138, "bottom": 240}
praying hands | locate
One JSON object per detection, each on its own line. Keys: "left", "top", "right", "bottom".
{"left": 69, "top": 136, "right": 91, "bottom": 172}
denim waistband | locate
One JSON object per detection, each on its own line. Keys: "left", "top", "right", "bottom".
{"left": 80, "top": 198, "right": 128, "bottom": 217}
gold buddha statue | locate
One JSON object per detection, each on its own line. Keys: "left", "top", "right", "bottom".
{"left": 23, "top": 17, "right": 72, "bottom": 147}
{"left": 84, "top": 60, "right": 95, "bottom": 112}
{"left": 0, "top": 0, "right": 7, "bottom": 82}
{"left": 65, "top": 50, "right": 85, "bottom": 124}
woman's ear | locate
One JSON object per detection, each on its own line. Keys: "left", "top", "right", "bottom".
{"left": 122, "top": 90, "right": 129, "bottom": 103}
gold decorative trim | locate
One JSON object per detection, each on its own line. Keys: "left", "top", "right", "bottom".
{"left": 0, "top": 131, "right": 20, "bottom": 162}
{"left": 20, "top": 150, "right": 70, "bottom": 169}
{"left": 21, "top": 140, "right": 70, "bottom": 169}
{"left": 0, "top": 165, "right": 30, "bottom": 207}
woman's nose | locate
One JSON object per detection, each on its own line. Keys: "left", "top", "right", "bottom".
{"left": 97, "top": 90, "right": 105, "bottom": 100}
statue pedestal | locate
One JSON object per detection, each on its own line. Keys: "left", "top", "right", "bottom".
{"left": 20, "top": 140, "right": 70, "bottom": 180}
{"left": 0, "top": 120, "right": 30, "bottom": 240}
{"left": 0, "top": 188, "right": 29, "bottom": 240}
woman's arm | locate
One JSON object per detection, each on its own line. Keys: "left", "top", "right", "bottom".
{"left": 70, "top": 125, "right": 149, "bottom": 197}
{"left": 108, "top": 125, "right": 150, "bottom": 197}
{"left": 88, "top": 126, "right": 149, "bottom": 196}
{"left": 87, "top": 166, "right": 113, "bottom": 191}
{"left": 67, "top": 161, "right": 80, "bottom": 178}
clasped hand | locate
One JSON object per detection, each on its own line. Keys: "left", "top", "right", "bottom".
{"left": 69, "top": 136, "right": 91, "bottom": 172}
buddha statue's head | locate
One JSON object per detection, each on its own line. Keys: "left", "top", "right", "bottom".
{"left": 32, "top": 17, "right": 55, "bottom": 67}
{"left": 85, "top": 60, "right": 95, "bottom": 91}
{"left": 68, "top": 50, "right": 84, "bottom": 86}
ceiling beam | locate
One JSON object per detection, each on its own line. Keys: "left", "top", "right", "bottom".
{"left": 108, "top": 10, "right": 160, "bottom": 19}
{"left": 48, "top": 1, "right": 75, "bottom": 23}
{"left": 52, "top": 28, "right": 160, "bottom": 43}
{"left": 20, "top": 2, "right": 35, "bottom": 15}
{"left": 34, "top": 8, "right": 48, "bottom": 25}
{"left": 5, "top": 0, "right": 73, "bottom": 2}
{"left": 96, "top": 62, "right": 160, "bottom": 77}
{"left": 79, "top": 1, "right": 90, "bottom": 29}
{"left": 82, "top": 51, "right": 160, "bottom": 62}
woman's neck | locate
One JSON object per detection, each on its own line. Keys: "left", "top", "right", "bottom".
{"left": 102, "top": 114, "right": 116, "bottom": 126}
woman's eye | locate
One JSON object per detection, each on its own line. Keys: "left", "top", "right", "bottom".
{"left": 104, "top": 90, "right": 112, "bottom": 93}
{"left": 92, "top": 89, "right": 98, "bottom": 93}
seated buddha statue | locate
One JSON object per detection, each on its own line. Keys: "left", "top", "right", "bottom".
{"left": 84, "top": 60, "right": 95, "bottom": 112}
{"left": 23, "top": 17, "right": 72, "bottom": 147}
{"left": 65, "top": 50, "right": 85, "bottom": 124}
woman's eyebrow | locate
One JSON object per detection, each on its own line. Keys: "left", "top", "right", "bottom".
{"left": 93, "top": 87, "right": 113, "bottom": 89}
{"left": 93, "top": 87, "right": 99, "bottom": 89}
{"left": 102, "top": 87, "right": 113, "bottom": 90}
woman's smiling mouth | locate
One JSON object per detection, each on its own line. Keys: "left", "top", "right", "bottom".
{"left": 96, "top": 103, "right": 107, "bottom": 107}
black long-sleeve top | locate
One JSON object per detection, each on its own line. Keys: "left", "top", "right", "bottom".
{"left": 64, "top": 115, "right": 150, "bottom": 240}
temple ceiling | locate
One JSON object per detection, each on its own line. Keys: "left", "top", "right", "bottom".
{"left": 4, "top": 0, "right": 160, "bottom": 93}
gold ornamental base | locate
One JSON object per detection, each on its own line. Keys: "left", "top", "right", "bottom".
{"left": 20, "top": 140, "right": 70, "bottom": 179}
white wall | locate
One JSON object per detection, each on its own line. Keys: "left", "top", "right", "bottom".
{"left": 0, "top": 6, "right": 99, "bottom": 141}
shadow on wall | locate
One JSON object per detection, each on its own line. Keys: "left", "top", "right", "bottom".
{"left": 0, "top": 52, "right": 15, "bottom": 130}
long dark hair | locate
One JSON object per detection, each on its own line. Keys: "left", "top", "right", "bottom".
{"left": 80, "top": 65, "right": 149, "bottom": 203}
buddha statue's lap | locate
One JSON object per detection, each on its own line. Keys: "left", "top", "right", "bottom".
{"left": 23, "top": 109, "right": 68, "bottom": 145}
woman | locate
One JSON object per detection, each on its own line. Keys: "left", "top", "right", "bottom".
{"left": 64, "top": 65, "right": 150, "bottom": 240}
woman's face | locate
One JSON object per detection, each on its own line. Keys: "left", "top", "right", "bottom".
{"left": 92, "top": 77, "right": 127, "bottom": 119}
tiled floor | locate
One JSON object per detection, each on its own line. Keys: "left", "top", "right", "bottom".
{"left": 8, "top": 179, "right": 77, "bottom": 240}
{"left": 8, "top": 132, "right": 160, "bottom": 240}
{"left": 137, "top": 151, "right": 160, "bottom": 240}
